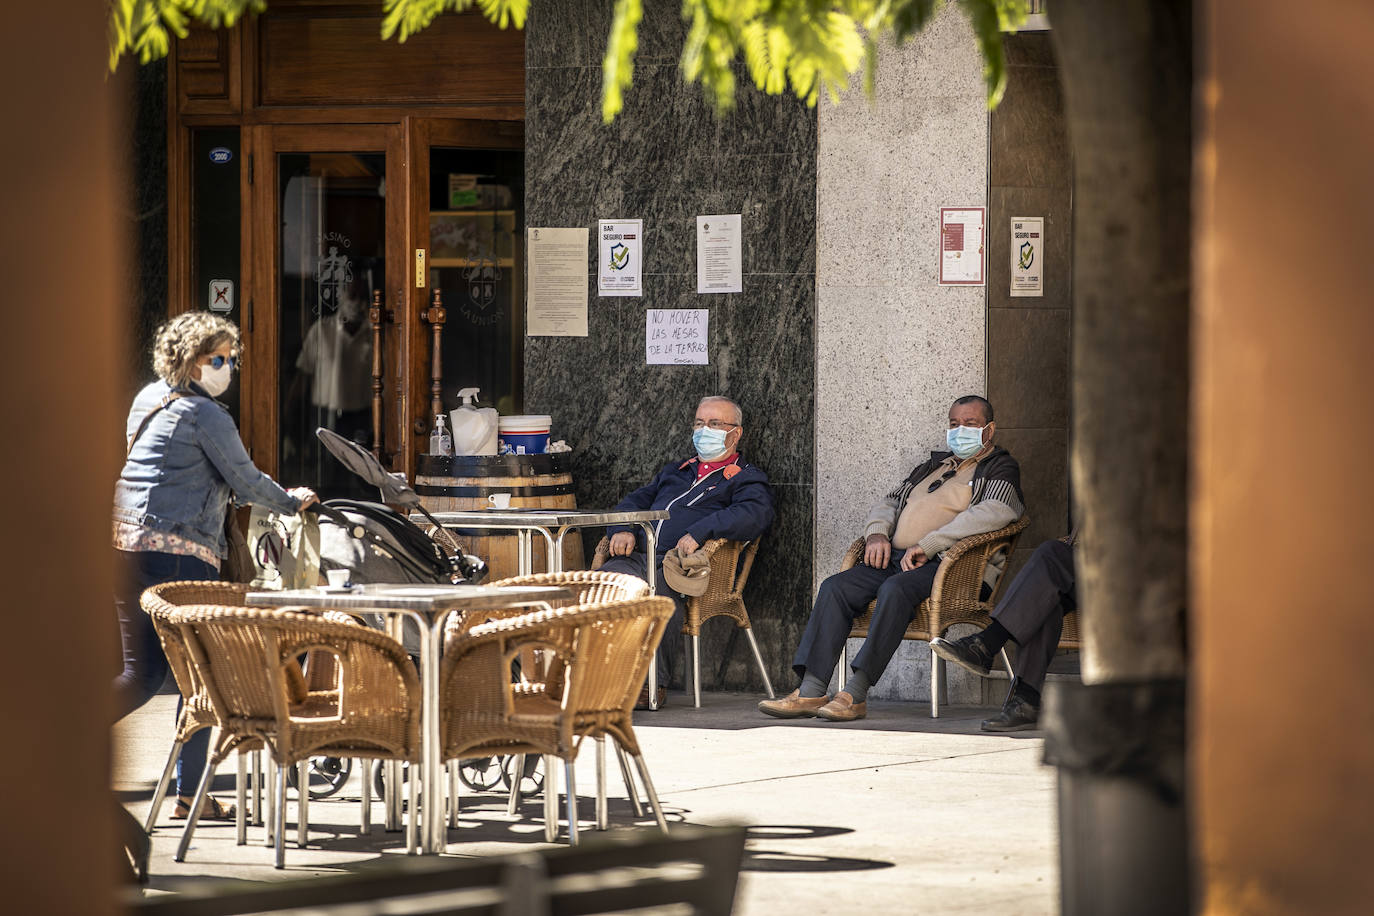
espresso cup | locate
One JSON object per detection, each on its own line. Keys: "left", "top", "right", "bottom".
{"left": 487, "top": 493, "right": 512, "bottom": 509}
{"left": 325, "top": 568, "right": 351, "bottom": 589}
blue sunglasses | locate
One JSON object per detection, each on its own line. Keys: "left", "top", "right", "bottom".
{"left": 208, "top": 354, "right": 240, "bottom": 370}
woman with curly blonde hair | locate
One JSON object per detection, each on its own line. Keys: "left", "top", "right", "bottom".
{"left": 113, "top": 311, "right": 317, "bottom": 821}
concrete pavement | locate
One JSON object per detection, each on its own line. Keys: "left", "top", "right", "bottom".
{"left": 114, "top": 690, "right": 1058, "bottom": 914}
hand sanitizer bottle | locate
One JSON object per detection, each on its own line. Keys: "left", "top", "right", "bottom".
{"left": 429, "top": 414, "right": 452, "bottom": 456}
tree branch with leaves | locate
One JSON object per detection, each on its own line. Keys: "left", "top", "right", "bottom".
{"left": 106, "top": 0, "right": 1028, "bottom": 121}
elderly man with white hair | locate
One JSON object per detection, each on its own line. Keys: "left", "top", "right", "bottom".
{"left": 601, "top": 395, "right": 775, "bottom": 707}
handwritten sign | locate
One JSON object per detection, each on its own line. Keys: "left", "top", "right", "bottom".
{"left": 646, "top": 309, "right": 709, "bottom": 365}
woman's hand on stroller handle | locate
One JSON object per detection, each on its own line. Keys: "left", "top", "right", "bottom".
{"left": 289, "top": 487, "right": 319, "bottom": 511}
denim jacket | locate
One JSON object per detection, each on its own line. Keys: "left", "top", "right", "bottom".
{"left": 112, "top": 380, "right": 301, "bottom": 557}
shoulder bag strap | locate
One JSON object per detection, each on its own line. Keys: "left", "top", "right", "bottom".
{"left": 125, "top": 390, "right": 190, "bottom": 457}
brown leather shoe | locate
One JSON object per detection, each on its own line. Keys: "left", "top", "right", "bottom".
{"left": 758, "top": 689, "right": 829, "bottom": 719}
{"left": 815, "top": 691, "right": 867, "bottom": 722}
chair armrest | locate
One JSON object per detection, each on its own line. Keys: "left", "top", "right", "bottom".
{"left": 937, "top": 515, "right": 1030, "bottom": 563}
{"left": 840, "top": 537, "right": 866, "bottom": 571}
{"left": 927, "top": 516, "right": 1030, "bottom": 633}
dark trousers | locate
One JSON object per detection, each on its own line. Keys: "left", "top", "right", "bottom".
{"left": 597, "top": 551, "right": 686, "bottom": 685}
{"left": 113, "top": 549, "right": 218, "bottom": 797}
{"left": 993, "top": 539, "right": 1077, "bottom": 693}
{"left": 792, "top": 555, "right": 944, "bottom": 684}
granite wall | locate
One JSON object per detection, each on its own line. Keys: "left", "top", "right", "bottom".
{"left": 816, "top": 7, "right": 991, "bottom": 703}
{"left": 523, "top": 1, "right": 817, "bottom": 692}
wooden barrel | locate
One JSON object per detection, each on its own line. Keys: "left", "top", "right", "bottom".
{"left": 414, "top": 453, "right": 584, "bottom": 580}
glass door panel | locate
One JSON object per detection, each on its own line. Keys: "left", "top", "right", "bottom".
{"left": 276, "top": 151, "right": 385, "bottom": 500}
{"left": 427, "top": 147, "right": 524, "bottom": 415}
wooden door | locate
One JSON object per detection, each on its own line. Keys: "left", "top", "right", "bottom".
{"left": 402, "top": 117, "right": 525, "bottom": 477}
{"left": 243, "top": 123, "right": 406, "bottom": 496}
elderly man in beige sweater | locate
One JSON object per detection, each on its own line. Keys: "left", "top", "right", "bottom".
{"left": 760, "top": 396, "right": 1024, "bottom": 721}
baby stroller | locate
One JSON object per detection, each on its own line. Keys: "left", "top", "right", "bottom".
{"left": 286, "top": 429, "right": 542, "bottom": 800}
{"left": 311, "top": 426, "right": 486, "bottom": 588}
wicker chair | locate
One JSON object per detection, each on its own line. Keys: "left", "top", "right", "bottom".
{"left": 161, "top": 600, "right": 422, "bottom": 868}
{"left": 440, "top": 595, "right": 676, "bottom": 845}
{"left": 141, "top": 581, "right": 265, "bottom": 840}
{"left": 442, "top": 570, "right": 652, "bottom": 823}
{"left": 592, "top": 537, "right": 775, "bottom": 707}
{"left": 836, "top": 516, "right": 1030, "bottom": 717}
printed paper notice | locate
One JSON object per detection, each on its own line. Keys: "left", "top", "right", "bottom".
{"left": 938, "top": 207, "right": 985, "bottom": 286}
{"left": 1010, "top": 216, "right": 1044, "bottom": 297}
{"left": 598, "top": 219, "right": 642, "bottom": 297}
{"left": 646, "top": 309, "right": 709, "bottom": 365}
{"left": 526, "top": 227, "right": 588, "bottom": 336}
{"left": 696, "top": 214, "right": 742, "bottom": 294}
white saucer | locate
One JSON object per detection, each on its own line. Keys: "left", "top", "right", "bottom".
{"left": 315, "top": 584, "right": 356, "bottom": 594}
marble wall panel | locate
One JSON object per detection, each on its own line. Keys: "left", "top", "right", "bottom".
{"left": 987, "top": 185, "right": 1073, "bottom": 309}
{"left": 993, "top": 426, "right": 1070, "bottom": 550}
{"left": 526, "top": 0, "right": 816, "bottom": 692}
{"left": 987, "top": 30, "right": 1075, "bottom": 604}
{"left": 988, "top": 307, "right": 1070, "bottom": 429}
{"left": 989, "top": 65, "right": 1071, "bottom": 190}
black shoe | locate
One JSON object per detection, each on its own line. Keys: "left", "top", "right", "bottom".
{"left": 929, "top": 634, "right": 994, "bottom": 677}
{"left": 981, "top": 691, "right": 1039, "bottom": 732}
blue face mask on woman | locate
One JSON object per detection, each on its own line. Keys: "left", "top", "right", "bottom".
{"left": 693, "top": 427, "right": 730, "bottom": 461}
{"left": 946, "top": 424, "right": 986, "bottom": 459}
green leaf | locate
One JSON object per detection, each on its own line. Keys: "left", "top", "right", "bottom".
{"left": 601, "top": 0, "right": 643, "bottom": 124}
{"left": 108, "top": 0, "right": 266, "bottom": 72}
{"left": 961, "top": 0, "right": 1029, "bottom": 110}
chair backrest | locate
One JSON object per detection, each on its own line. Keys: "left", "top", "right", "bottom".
{"left": 146, "top": 579, "right": 256, "bottom": 609}
{"left": 490, "top": 570, "right": 650, "bottom": 606}
{"left": 683, "top": 537, "right": 763, "bottom": 632}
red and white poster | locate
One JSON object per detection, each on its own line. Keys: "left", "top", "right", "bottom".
{"left": 938, "top": 207, "right": 985, "bottom": 286}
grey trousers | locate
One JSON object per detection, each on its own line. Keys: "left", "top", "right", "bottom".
{"left": 597, "top": 551, "right": 685, "bottom": 685}
{"left": 993, "top": 538, "right": 1078, "bottom": 693}
{"left": 791, "top": 556, "right": 943, "bottom": 684}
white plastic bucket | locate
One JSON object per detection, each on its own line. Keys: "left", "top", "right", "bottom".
{"left": 498, "top": 415, "right": 551, "bottom": 455}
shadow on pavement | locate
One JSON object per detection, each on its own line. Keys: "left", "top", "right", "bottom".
{"left": 738, "top": 824, "right": 893, "bottom": 872}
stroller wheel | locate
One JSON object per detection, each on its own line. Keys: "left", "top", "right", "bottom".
{"left": 500, "top": 754, "right": 544, "bottom": 798}
{"left": 457, "top": 757, "right": 505, "bottom": 792}
{"left": 284, "top": 756, "right": 353, "bottom": 799}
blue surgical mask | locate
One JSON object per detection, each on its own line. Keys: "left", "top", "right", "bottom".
{"left": 946, "top": 424, "right": 986, "bottom": 459}
{"left": 693, "top": 427, "right": 730, "bottom": 461}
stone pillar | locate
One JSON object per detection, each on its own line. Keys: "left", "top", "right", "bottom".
{"left": 816, "top": 6, "right": 990, "bottom": 702}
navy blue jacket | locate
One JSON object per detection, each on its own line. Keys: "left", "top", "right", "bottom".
{"left": 609, "top": 455, "right": 775, "bottom": 554}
